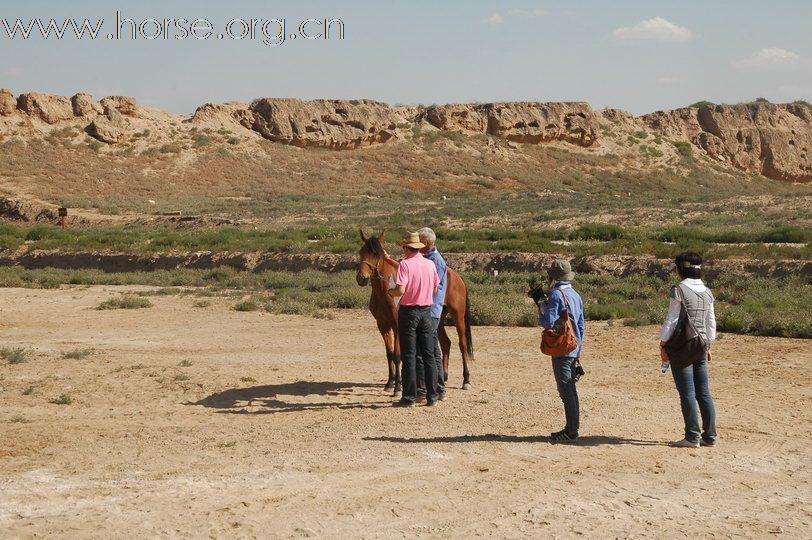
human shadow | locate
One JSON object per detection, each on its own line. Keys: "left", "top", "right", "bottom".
{"left": 363, "top": 434, "right": 669, "bottom": 446}
{"left": 190, "top": 380, "right": 389, "bottom": 415}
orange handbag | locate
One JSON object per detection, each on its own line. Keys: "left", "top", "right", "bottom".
{"left": 540, "top": 289, "right": 578, "bottom": 356}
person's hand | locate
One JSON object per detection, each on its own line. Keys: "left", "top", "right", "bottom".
{"left": 660, "top": 347, "right": 669, "bottom": 364}
{"left": 707, "top": 349, "right": 712, "bottom": 363}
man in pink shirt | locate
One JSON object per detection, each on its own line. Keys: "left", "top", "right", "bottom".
{"left": 388, "top": 231, "right": 440, "bottom": 406}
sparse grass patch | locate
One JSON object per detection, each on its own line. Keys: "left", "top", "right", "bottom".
{"left": 50, "top": 393, "right": 73, "bottom": 405}
{"left": 174, "top": 373, "right": 190, "bottom": 382}
{"left": 193, "top": 300, "right": 211, "bottom": 308}
{"left": 673, "top": 141, "right": 693, "bottom": 158}
{"left": 9, "top": 415, "right": 31, "bottom": 423}
{"left": 233, "top": 297, "right": 261, "bottom": 311}
{"left": 22, "top": 385, "right": 35, "bottom": 395}
{"left": 61, "top": 348, "right": 94, "bottom": 360}
{"left": 240, "top": 376, "right": 257, "bottom": 383}
{"left": 97, "top": 294, "right": 153, "bottom": 310}
{"left": 178, "top": 359, "right": 193, "bottom": 367}
{"left": 1, "top": 347, "right": 30, "bottom": 364}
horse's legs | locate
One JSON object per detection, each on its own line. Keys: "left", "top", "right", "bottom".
{"left": 381, "top": 329, "right": 397, "bottom": 391}
{"left": 453, "top": 316, "right": 472, "bottom": 390}
{"left": 438, "top": 321, "right": 451, "bottom": 383}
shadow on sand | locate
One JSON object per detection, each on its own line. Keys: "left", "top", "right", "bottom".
{"left": 190, "top": 380, "right": 390, "bottom": 414}
{"left": 363, "top": 434, "right": 669, "bottom": 446}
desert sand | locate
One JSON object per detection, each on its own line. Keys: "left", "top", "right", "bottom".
{"left": 1, "top": 286, "right": 810, "bottom": 538}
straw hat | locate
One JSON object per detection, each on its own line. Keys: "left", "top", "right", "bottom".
{"left": 397, "top": 231, "right": 425, "bottom": 249}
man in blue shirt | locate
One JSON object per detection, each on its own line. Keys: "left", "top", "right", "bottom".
{"left": 416, "top": 227, "right": 448, "bottom": 401}
{"left": 538, "top": 259, "right": 585, "bottom": 442}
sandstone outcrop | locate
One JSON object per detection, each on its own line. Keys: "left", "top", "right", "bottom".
{"left": 87, "top": 107, "right": 129, "bottom": 144}
{"left": 99, "top": 96, "right": 138, "bottom": 116}
{"left": 421, "top": 102, "right": 600, "bottom": 147}
{"left": 16, "top": 92, "right": 74, "bottom": 124}
{"left": 71, "top": 93, "right": 96, "bottom": 116}
{"left": 191, "top": 102, "right": 253, "bottom": 130}
{"left": 640, "top": 103, "right": 812, "bottom": 182}
{"left": 245, "top": 98, "right": 399, "bottom": 149}
{"left": 0, "top": 89, "right": 16, "bottom": 116}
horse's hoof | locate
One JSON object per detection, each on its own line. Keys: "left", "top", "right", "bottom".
{"left": 462, "top": 382, "right": 472, "bottom": 390}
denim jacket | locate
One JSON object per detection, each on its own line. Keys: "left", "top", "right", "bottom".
{"left": 538, "top": 281, "right": 586, "bottom": 358}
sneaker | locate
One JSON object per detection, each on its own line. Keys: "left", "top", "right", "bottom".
{"left": 673, "top": 438, "right": 700, "bottom": 448}
{"left": 426, "top": 399, "right": 438, "bottom": 407}
{"left": 438, "top": 391, "right": 447, "bottom": 401}
{"left": 700, "top": 438, "right": 717, "bottom": 447}
{"left": 415, "top": 394, "right": 427, "bottom": 404}
{"left": 392, "top": 399, "right": 415, "bottom": 408}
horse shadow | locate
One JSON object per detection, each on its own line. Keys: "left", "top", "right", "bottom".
{"left": 190, "top": 380, "right": 389, "bottom": 415}
{"left": 363, "top": 434, "right": 669, "bottom": 446}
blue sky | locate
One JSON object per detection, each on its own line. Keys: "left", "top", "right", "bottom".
{"left": 0, "top": 0, "right": 810, "bottom": 114}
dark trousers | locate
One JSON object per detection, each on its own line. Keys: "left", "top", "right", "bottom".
{"left": 671, "top": 356, "right": 717, "bottom": 443}
{"left": 416, "top": 317, "right": 445, "bottom": 396}
{"left": 551, "top": 356, "right": 580, "bottom": 435}
{"left": 398, "top": 305, "right": 437, "bottom": 403}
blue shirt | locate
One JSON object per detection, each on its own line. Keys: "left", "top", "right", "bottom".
{"left": 422, "top": 247, "right": 448, "bottom": 319}
{"left": 538, "top": 281, "right": 586, "bottom": 358}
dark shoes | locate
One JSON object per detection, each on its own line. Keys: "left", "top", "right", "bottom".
{"left": 426, "top": 399, "right": 438, "bottom": 407}
{"left": 550, "top": 430, "right": 578, "bottom": 442}
{"left": 392, "top": 399, "right": 415, "bottom": 408}
{"left": 438, "top": 391, "right": 447, "bottom": 402}
{"left": 700, "top": 438, "right": 717, "bottom": 447}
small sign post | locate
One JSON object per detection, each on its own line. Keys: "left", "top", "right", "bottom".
{"left": 58, "top": 207, "right": 68, "bottom": 230}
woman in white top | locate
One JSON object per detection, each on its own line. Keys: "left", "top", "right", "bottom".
{"left": 659, "top": 252, "right": 718, "bottom": 448}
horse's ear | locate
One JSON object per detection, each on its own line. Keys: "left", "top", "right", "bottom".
{"left": 378, "top": 230, "right": 386, "bottom": 242}
{"left": 359, "top": 229, "right": 369, "bottom": 242}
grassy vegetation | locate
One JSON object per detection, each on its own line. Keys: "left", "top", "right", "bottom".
{"left": 1, "top": 346, "right": 31, "bottom": 364}
{"left": 61, "top": 348, "right": 95, "bottom": 360}
{"left": 97, "top": 294, "right": 153, "bottom": 310}
{"left": 0, "top": 220, "right": 808, "bottom": 259}
{"left": 49, "top": 393, "right": 74, "bottom": 405}
{"left": 0, "top": 267, "right": 807, "bottom": 338}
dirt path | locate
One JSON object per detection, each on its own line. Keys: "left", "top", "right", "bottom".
{"left": 1, "top": 286, "right": 810, "bottom": 538}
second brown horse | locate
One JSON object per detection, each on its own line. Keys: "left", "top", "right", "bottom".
{"left": 356, "top": 230, "right": 474, "bottom": 393}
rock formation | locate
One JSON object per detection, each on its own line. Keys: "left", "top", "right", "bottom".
{"left": 421, "top": 102, "right": 600, "bottom": 147}
{"left": 87, "top": 107, "right": 129, "bottom": 144}
{"left": 71, "top": 93, "right": 96, "bottom": 116}
{"left": 244, "top": 98, "right": 400, "bottom": 149}
{"left": 16, "top": 92, "right": 74, "bottom": 124}
{"left": 642, "top": 102, "right": 812, "bottom": 182}
{"left": 99, "top": 96, "right": 138, "bottom": 116}
{"left": 0, "top": 89, "right": 16, "bottom": 116}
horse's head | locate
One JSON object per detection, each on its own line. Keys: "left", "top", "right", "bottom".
{"left": 357, "top": 229, "right": 386, "bottom": 286}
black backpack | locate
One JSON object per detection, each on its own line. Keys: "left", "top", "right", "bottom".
{"left": 664, "top": 285, "right": 708, "bottom": 369}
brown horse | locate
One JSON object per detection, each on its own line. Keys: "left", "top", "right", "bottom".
{"left": 356, "top": 230, "right": 474, "bottom": 391}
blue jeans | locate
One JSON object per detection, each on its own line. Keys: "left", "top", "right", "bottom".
{"left": 416, "top": 317, "right": 445, "bottom": 396}
{"left": 398, "top": 306, "right": 437, "bottom": 403}
{"left": 551, "top": 356, "right": 580, "bottom": 435}
{"left": 671, "top": 356, "right": 717, "bottom": 444}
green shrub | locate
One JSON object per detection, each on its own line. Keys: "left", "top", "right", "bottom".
{"left": 50, "top": 393, "right": 73, "bottom": 405}
{"left": 97, "top": 295, "right": 152, "bottom": 310}
{"left": 62, "top": 348, "right": 94, "bottom": 360}
{"left": 689, "top": 101, "right": 715, "bottom": 108}
{"left": 233, "top": 297, "right": 261, "bottom": 311}
{"left": 568, "top": 223, "right": 625, "bottom": 241}
{"left": 1, "top": 347, "right": 30, "bottom": 364}
{"left": 673, "top": 141, "right": 693, "bottom": 158}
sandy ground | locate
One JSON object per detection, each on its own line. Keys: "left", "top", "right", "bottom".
{"left": 1, "top": 286, "right": 810, "bottom": 539}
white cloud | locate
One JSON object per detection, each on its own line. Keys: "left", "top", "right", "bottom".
{"left": 734, "top": 47, "right": 801, "bottom": 69}
{"left": 612, "top": 17, "right": 693, "bottom": 43}
{"left": 481, "top": 13, "right": 504, "bottom": 25}
{"left": 508, "top": 8, "right": 547, "bottom": 17}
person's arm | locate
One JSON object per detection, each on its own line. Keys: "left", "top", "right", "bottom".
{"left": 539, "top": 290, "right": 563, "bottom": 330}
{"left": 436, "top": 262, "right": 448, "bottom": 302}
{"left": 389, "top": 284, "right": 405, "bottom": 298}
{"left": 659, "top": 287, "right": 681, "bottom": 362}
{"left": 390, "top": 259, "right": 408, "bottom": 298}
{"left": 706, "top": 300, "right": 716, "bottom": 362}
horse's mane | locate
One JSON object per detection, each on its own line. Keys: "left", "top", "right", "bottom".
{"left": 365, "top": 236, "right": 386, "bottom": 258}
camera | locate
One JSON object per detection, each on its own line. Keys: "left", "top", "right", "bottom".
{"left": 527, "top": 278, "right": 547, "bottom": 304}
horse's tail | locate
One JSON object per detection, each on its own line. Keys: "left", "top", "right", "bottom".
{"left": 464, "top": 289, "right": 474, "bottom": 361}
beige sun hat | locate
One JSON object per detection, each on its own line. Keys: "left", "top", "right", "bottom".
{"left": 397, "top": 231, "right": 426, "bottom": 249}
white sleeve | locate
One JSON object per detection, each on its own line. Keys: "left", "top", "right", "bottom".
{"left": 660, "top": 298, "right": 681, "bottom": 342}
{"left": 706, "top": 301, "right": 716, "bottom": 344}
